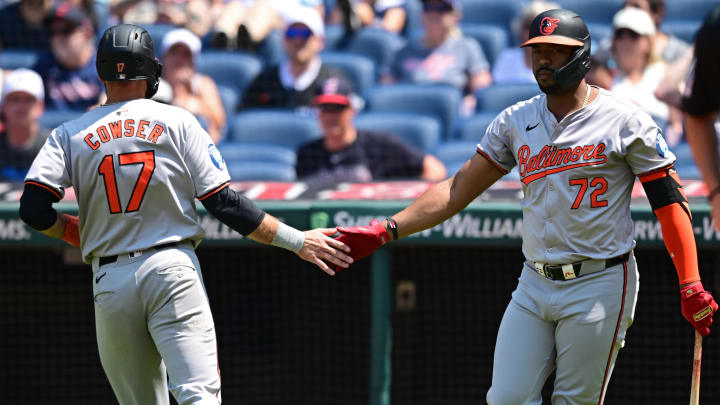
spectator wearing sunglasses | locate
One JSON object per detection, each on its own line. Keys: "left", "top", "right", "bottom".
{"left": 383, "top": 0, "right": 492, "bottom": 116}
{"left": 240, "top": 5, "right": 346, "bottom": 111}
{"left": 609, "top": 7, "right": 682, "bottom": 142}
{"left": 31, "top": 3, "right": 103, "bottom": 111}
{"left": 296, "top": 75, "right": 447, "bottom": 184}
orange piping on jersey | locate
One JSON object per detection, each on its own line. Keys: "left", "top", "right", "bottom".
{"left": 476, "top": 148, "right": 508, "bottom": 174}
{"left": 655, "top": 203, "right": 700, "bottom": 285}
{"left": 521, "top": 161, "right": 606, "bottom": 185}
{"left": 84, "top": 133, "right": 100, "bottom": 150}
{"left": 636, "top": 163, "right": 674, "bottom": 179}
{"left": 136, "top": 120, "right": 150, "bottom": 139}
{"left": 198, "top": 182, "right": 230, "bottom": 201}
{"left": 25, "top": 181, "right": 62, "bottom": 200}
{"left": 598, "top": 261, "right": 628, "bottom": 405}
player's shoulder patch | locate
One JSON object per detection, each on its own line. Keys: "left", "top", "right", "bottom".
{"left": 656, "top": 129, "right": 669, "bottom": 158}
{"left": 208, "top": 144, "right": 225, "bottom": 170}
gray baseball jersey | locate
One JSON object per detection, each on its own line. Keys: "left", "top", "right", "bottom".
{"left": 25, "top": 98, "right": 228, "bottom": 404}
{"left": 26, "top": 98, "right": 230, "bottom": 263}
{"left": 478, "top": 87, "right": 675, "bottom": 264}
{"left": 478, "top": 87, "right": 672, "bottom": 404}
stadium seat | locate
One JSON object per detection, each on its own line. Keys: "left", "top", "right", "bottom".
{"left": 39, "top": 109, "right": 85, "bottom": 130}
{"left": 403, "top": 0, "right": 423, "bottom": 37}
{"left": 218, "top": 142, "right": 297, "bottom": 166}
{"left": 665, "top": 0, "right": 718, "bottom": 23}
{"left": 460, "top": 23, "right": 510, "bottom": 68}
{"left": 661, "top": 20, "right": 702, "bottom": 43}
{"left": 354, "top": 112, "right": 441, "bottom": 152}
{"left": 475, "top": 83, "right": 539, "bottom": 113}
{"left": 321, "top": 52, "right": 376, "bottom": 95}
{"left": 434, "top": 141, "right": 478, "bottom": 167}
{"left": 216, "top": 85, "right": 239, "bottom": 120}
{"left": 555, "top": 0, "right": 623, "bottom": 23}
{"left": 0, "top": 49, "right": 39, "bottom": 70}
{"left": 196, "top": 51, "right": 263, "bottom": 95}
{"left": 142, "top": 24, "right": 176, "bottom": 48}
{"left": 226, "top": 161, "right": 297, "bottom": 181}
{"left": 344, "top": 28, "right": 407, "bottom": 71}
{"left": 228, "top": 110, "right": 321, "bottom": 148}
{"left": 460, "top": 0, "right": 524, "bottom": 30}
{"left": 256, "top": 29, "right": 284, "bottom": 67}
{"left": 366, "top": 84, "right": 462, "bottom": 139}
{"left": 586, "top": 22, "right": 612, "bottom": 44}
{"left": 458, "top": 112, "right": 497, "bottom": 142}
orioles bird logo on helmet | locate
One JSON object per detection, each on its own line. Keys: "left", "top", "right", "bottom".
{"left": 540, "top": 17, "right": 560, "bottom": 35}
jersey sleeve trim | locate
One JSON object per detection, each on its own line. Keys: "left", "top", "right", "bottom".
{"left": 636, "top": 163, "right": 675, "bottom": 179}
{"left": 198, "top": 181, "right": 230, "bottom": 201}
{"left": 24, "top": 180, "right": 63, "bottom": 200}
{"left": 476, "top": 147, "right": 509, "bottom": 175}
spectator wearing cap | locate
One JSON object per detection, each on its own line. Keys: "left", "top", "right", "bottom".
{"left": 623, "top": 0, "right": 690, "bottom": 64}
{"left": 492, "top": 1, "right": 559, "bottom": 84}
{"left": 330, "top": 0, "right": 407, "bottom": 35}
{"left": 32, "top": 2, "right": 103, "bottom": 110}
{"left": 609, "top": 7, "right": 682, "bottom": 143}
{"left": 0, "top": 69, "right": 48, "bottom": 182}
{"left": 384, "top": 0, "right": 492, "bottom": 115}
{"left": 0, "top": 0, "right": 54, "bottom": 50}
{"left": 296, "top": 75, "right": 447, "bottom": 183}
{"left": 160, "top": 28, "right": 226, "bottom": 143}
{"left": 240, "top": 5, "right": 346, "bottom": 110}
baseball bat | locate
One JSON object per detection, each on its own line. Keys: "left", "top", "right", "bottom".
{"left": 690, "top": 330, "right": 702, "bottom": 405}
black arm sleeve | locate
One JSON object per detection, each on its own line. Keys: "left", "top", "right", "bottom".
{"left": 19, "top": 183, "right": 60, "bottom": 231}
{"left": 200, "top": 186, "right": 266, "bottom": 236}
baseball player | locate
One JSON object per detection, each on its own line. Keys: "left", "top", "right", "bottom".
{"left": 683, "top": 5, "right": 720, "bottom": 229}
{"left": 332, "top": 9, "right": 717, "bottom": 404}
{"left": 17, "top": 24, "right": 352, "bottom": 405}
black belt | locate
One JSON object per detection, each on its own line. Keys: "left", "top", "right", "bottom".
{"left": 537, "top": 253, "right": 630, "bottom": 281}
{"left": 99, "top": 242, "right": 179, "bottom": 267}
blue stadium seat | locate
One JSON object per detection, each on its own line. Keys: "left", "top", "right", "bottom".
{"left": 475, "top": 83, "right": 539, "bottom": 113}
{"left": 196, "top": 51, "right": 262, "bottom": 95}
{"left": 226, "top": 161, "right": 297, "bottom": 181}
{"left": 403, "top": 0, "right": 423, "bottom": 37}
{"left": 142, "top": 24, "right": 176, "bottom": 48}
{"left": 460, "top": 0, "right": 524, "bottom": 30}
{"left": 366, "top": 84, "right": 462, "bottom": 139}
{"left": 256, "top": 29, "right": 284, "bottom": 67}
{"left": 218, "top": 142, "right": 297, "bottom": 165}
{"left": 216, "top": 85, "right": 239, "bottom": 121}
{"left": 321, "top": 52, "right": 376, "bottom": 95}
{"left": 458, "top": 112, "right": 497, "bottom": 142}
{"left": 354, "top": 112, "right": 441, "bottom": 152}
{"left": 661, "top": 20, "right": 702, "bottom": 43}
{"left": 555, "top": 0, "right": 623, "bottom": 23}
{"left": 586, "top": 22, "right": 612, "bottom": 44}
{"left": 228, "top": 110, "right": 321, "bottom": 148}
{"left": 345, "top": 28, "right": 407, "bottom": 71}
{"left": 460, "top": 23, "right": 509, "bottom": 68}
{"left": 665, "top": 0, "right": 717, "bottom": 22}
{"left": 0, "top": 49, "right": 39, "bottom": 70}
{"left": 39, "top": 109, "right": 85, "bottom": 130}
{"left": 434, "top": 141, "right": 478, "bottom": 167}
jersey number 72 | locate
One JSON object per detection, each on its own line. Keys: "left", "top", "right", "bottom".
{"left": 98, "top": 150, "right": 156, "bottom": 214}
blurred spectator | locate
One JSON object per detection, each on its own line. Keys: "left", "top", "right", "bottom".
{"left": 0, "top": 69, "right": 48, "bottom": 182}
{"left": 115, "top": 0, "right": 214, "bottom": 37}
{"left": 682, "top": 5, "right": 720, "bottom": 228}
{"left": 609, "top": 7, "right": 681, "bottom": 139}
{"left": 384, "top": 0, "right": 492, "bottom": 115}
{"left": 330, "top": 0, "right": 406, "bottom": 35}
{"left": 296, "top": 75, "right": 447, "bottom": 183}
{"left": 240, "top": 6, "right": 345, "bottom": 111}
{"left": 0, "top": 0, "right": 53, "bottom": 50}
{"left": 586, "top": 53, "right": 614, "bottom": 90}
{"left": 492, "top": 0, "right": 559, "bottom": 84}
{"left": 624, "top": 0, "right": 690, "bottom": 64}
{"left": 160, "top": 28, "right": 225, "bottom": 143}
{"left": 32, "top": 3, "right": 104, "bottom": 110}
{"left": 212, "top": 0, "right": 324, "bottom": 51}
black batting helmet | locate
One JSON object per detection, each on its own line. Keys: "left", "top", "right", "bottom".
{"left": 521, "top": 9, "right": 591, "bottom": 93}
{"left": 96, "top": 24, "right": 162, "bottom": 99}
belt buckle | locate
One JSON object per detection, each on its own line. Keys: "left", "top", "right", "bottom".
{"left": 129, "top": 250, "right": 143, "bottom": 258}
{"left": 534, "top": 262, "right": 548, "bottom": 278}
{"left": 562, "top": 264, "right": 576, "bottom": 280}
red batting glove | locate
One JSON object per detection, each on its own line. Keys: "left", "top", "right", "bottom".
{"left": 61, "top": 214, "right": 80, "bottom": 247}
{"left": 680, "top": 281, "right": 718, "bottom": 336}
{"left": 331, "top": 219, "right": 391, "bottom": 272}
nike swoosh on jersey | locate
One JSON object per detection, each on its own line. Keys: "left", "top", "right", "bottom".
{"left": 526, "top": 123, "right": 540, "bottom": 131}
{"left": 95, "top": 272, "right": 107, "bottom": 284}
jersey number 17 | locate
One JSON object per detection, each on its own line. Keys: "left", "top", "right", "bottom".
{"left": 98, "top": 150, "right": 155, "bottom": 214}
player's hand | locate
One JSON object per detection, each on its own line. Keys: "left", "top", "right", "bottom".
{"left": 680, "top": 281, "right": 718, "bottom": 336}
{"left": 709, "top": 196, "right": 720, "bottom": 231}
{"left": 61, "top": 214, "right": 80, "bottom": 247}
{"left": 330, "top": 219, "right": 391, "bottom": 272}
{"left": 297, "top": 228, "right": 353, "bottom": 276}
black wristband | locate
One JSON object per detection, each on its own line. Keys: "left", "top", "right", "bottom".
{"left": 385, "top": 217, "right": 399, "bottom": 240}
{"left": 708, "top": 185, "right": 720, "bottom": 202}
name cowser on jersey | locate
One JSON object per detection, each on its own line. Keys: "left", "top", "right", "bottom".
{"left": 25, "top": 99, "right": 231, "bottom": 263}
{"left": 478, "top": 88, "right": 675, "bottom": 265}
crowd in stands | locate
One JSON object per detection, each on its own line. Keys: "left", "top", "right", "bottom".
{"left": 0, "top": 0, "right": 716, "bottom": 183}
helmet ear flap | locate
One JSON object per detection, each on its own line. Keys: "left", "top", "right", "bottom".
{"left": 145, "top": 59, "right": 162, "bottom": 99}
